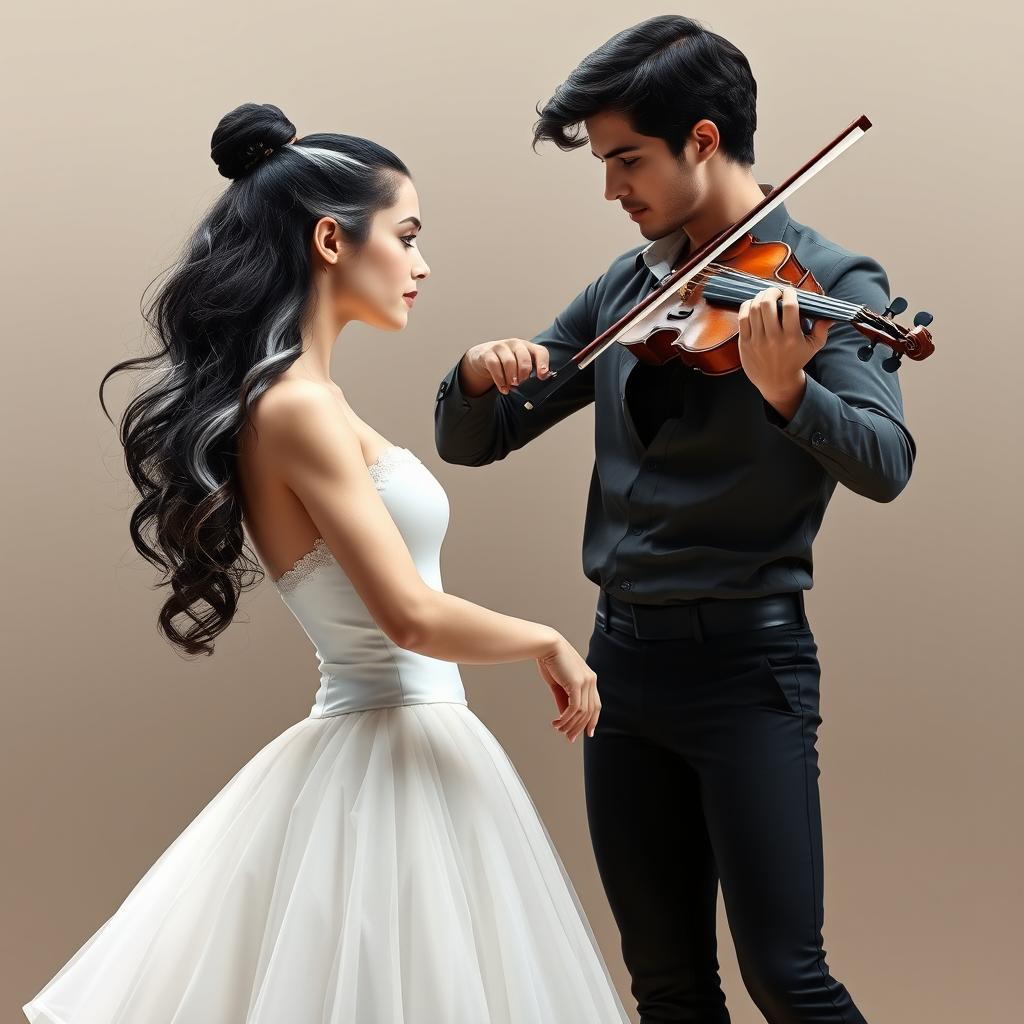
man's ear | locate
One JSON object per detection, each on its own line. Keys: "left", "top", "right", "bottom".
{"left": 690, "top": 119, "right": 721, "bottom": 164}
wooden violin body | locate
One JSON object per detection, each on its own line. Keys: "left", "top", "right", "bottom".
{"left": 626, "top": 233, "right": 935, "bottom": 376}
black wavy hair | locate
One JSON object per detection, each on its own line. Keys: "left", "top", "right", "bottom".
{"left": 531, "top": 14, "right": 757, "bottom": 165}
{"left": 99, "top": 102, "right": 410, "bottom": 657}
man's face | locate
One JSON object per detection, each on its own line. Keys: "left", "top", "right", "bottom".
{"left": 584, "top": 109, "right": 707, "bottom": 241}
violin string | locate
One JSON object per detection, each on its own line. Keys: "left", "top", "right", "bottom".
{"left": 675, "top": 265, "right": 908, "bottom": 343}
{"left": 686, "top": 274, "right": 856, "bottom": 320}
{"left": 691, "top": 274, "right": 859, "bottom": 321}
{"left": 710, "top": 267, "right": 862, "bottom": 319}
{"left": 695, "top": 281, "right": 853, "bottom": 319}
{"left": 701, "top": 263, "right": 862, "bottom": 314}
{"left": 698, "top": 270, "right": 860, "bottom": 320}
{"left": 690, "top": 265, "right": 862, "bottom": 319}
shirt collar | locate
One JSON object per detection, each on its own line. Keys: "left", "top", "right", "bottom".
{"left": 636, "top": 182, "right": 790, "bottom": 281}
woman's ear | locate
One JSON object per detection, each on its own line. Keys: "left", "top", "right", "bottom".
{"left": 312, "top": 216, "right": 345, "bottom": 266}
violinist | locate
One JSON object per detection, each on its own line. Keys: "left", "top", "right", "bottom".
{"left": 434, "top": 14, "right": 914, "bottom": 1024}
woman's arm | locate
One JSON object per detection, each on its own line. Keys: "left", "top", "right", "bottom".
{"left": 260, "top": 380, "right": 558, "bottom": 660}
{"left": 256, "top": 380, "right": 600, "bottom": 739}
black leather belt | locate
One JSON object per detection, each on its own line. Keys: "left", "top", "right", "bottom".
{"left": 596, "top": 590, "right": 806, "bottom": 641}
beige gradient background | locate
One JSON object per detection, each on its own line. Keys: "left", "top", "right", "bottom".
{"left": 3, "top": 1, "right": 1020, "bottom": 1021}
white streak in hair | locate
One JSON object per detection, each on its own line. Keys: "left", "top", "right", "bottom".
{"left": 289, "top": 145, "right": 368, "bottom": 172}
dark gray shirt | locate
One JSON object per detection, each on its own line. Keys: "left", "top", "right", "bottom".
{"left": 433, "top": 189, "right": 917, "bottom": 604}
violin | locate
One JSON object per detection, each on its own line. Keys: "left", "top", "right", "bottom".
{"left": 524, "top": 115, "right": 936, "bottom": 413}
{"left": 631, "top": 232, "right": 934, "bottom": 376}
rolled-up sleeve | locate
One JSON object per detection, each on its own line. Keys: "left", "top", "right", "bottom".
{"left": 762, "top": 252, "right": 917, "bottom": 502}
{"left": 434, "top": 275, "right": 603, "bottom": 466}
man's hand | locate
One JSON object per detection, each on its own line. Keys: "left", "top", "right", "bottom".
{"left": 460, "top": 339, "right": 552, "bottom": 398}
{"left": 737, "top": 285, "right": 831, "bottom": 420}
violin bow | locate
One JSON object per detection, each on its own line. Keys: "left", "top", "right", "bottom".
{"left": 524, "top": 114, "right": 873, "bottom": 412}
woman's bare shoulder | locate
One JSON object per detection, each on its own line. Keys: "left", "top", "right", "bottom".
{"left": 249, "top": 376, "right": 343, "bottom": 425}
{"left": 255, "top": 377, "right": 357, "bottom": 441}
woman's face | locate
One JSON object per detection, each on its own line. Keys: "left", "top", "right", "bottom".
{"left": 322, "top": 174, "right": 430, "bottom": 331}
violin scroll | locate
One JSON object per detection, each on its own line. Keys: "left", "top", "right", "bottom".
{"left": 854, "top": 296, "right": 935, "bottom": 373}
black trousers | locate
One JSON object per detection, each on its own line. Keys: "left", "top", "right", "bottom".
{"left": 582, "top": 591, "right": 868, "bottom": 1024}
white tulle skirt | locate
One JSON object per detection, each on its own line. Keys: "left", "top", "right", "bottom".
{"left": 22, "top": 700, "right": 629, "bottom": 1023}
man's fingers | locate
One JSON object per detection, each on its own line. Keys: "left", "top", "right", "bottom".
{"left": 528, "top": 343, "right": 551, "bottom": 379}
{"left": 481, "top": 345, "right": 512, "bottom": 392}
{"left": 475, "top": 339, "right": 551, "bottom": 391}
{"left": 508, "top": 340, "right": 549, "bottom": 387}
{"left": 490, "top": 344, "right": 522, "bottom": 393}
{"left": 755, "top": 287, "right": 784, "bottom": 335}
{"left": 740, "top": 297, "right": 765, "bottom": 345}
{"left": 512, "top": 342, "right": 533, "bottom": 386}
{"left": 812, "top": 317, "right": 831, "bottom": 346}
{"left": 738, "top": 299, "right": 752, "bottom": 343}
{"left": 780, "top": 286, "right": 801, "bottom": 336}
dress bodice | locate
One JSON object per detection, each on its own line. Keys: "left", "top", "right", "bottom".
{"left": 272, "top": 446, "right": 467, "bottom": 718}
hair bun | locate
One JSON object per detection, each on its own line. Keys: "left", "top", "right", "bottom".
{"left": 210, "top": 102, "right": 297, "bottom": 180}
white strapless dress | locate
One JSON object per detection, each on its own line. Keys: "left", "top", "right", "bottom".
{"left": 23, "top": 445, "right": 629, "bottom": 1024}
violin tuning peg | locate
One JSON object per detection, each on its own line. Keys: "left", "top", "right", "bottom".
{"left": 857, "top": 341, "right": 876, "bottom": 362}
{"left": 882, "top": 351, "right": 903, "bottom": 373}
{"left": 914, "top": 310, "right": 934, "bottom": 327}
{"left": 883, "top": 297, "right": 908, "bottom": 318}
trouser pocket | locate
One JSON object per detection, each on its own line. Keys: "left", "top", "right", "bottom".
{"left": 714, "top": 623, "right": 820, "bottom": 718}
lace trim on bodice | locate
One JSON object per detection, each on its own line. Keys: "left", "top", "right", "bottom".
{"left": 272, "top": 445, "right": 421, "bottom": 594}
{"left": 274, "top": 536, "right": 335, "bottom": 594}
{"left": 366, "top": 445, "right": 420, "bottom": 487}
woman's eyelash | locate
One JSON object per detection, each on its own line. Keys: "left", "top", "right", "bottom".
{"left": 622, "top": 157, "right": 639, "bottom": 166}
{"left": 400, "top": 235, "right": 418, "bottom": 248}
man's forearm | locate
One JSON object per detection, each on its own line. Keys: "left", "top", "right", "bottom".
{"left": 435, "top": 277, "right": 602, "bottom": 465}
{"left": 434, "top": 353, "right": 505, "bottom": 466}
{"left": 761, "top": 371, "right": 915, "bottom": 502}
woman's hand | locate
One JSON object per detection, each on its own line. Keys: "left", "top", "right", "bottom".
{"left": 536, "top": 636, "right": 601, "bottom": 743}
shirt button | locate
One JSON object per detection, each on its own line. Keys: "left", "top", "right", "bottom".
{"left": 811, "top": 431, "right": 826, "bottom": 446}
{"left": 649, "top": 461, "right": 660, "bottom": 470}
{"left": 619, "top": 580, "right": 632, "bottom": 591}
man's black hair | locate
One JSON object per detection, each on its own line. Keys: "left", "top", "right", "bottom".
{"left": 532, "top": 15, "right": 757, "bottom": 166}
